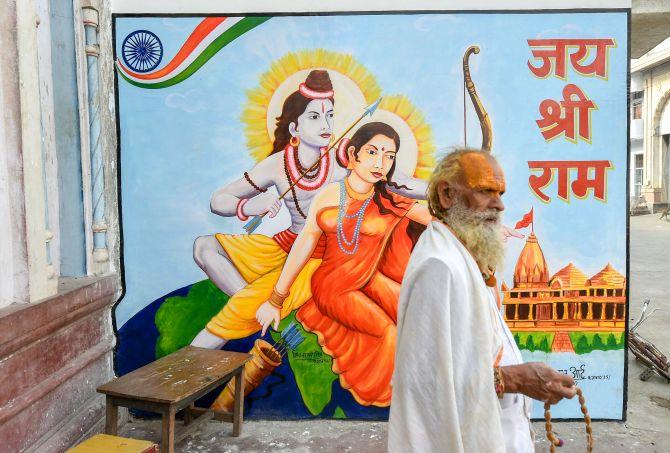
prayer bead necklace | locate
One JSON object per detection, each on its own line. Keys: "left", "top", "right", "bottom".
{"left": 336, "top": 179, "right": 373, "bottom": 255}
{"left": 544, "top": 387, "right": 593, "bottom": 453}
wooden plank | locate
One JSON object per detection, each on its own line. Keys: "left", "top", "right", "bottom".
{"left": 97, "top": 347, "right": 251, "bottom": 404}
{"left": 233, "top": 369, "right": 245, "bottom": 437}
{"left": 106, "top": 396, "right": 167, "bottom": 414}
{"left": 174, "top": 410, "right": 214, "bottom": 443}
{"left": 187, "top": 406, "right": 234, "bottom": 423}
{"left": 183, "top": 403, "right": 194, "bottom": 426}
{"left": 105, "top": 396, "right": 118, "bottom": 435}
{"left": 161, "top": 406, "right": 175, "bottom": 453}
{"left": 170, "top": 372, "right": 237, "bottom": 413}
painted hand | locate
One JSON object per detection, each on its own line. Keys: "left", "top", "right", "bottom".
{"left": 501, "top": 362, "right": 576, "bottom": 405}
{"left": 256, "top": 301, "right": 281, "bottom": 336}
{"left": 502, "top": 225, "right": 525, "bottom": 242}
{"left": 244, "top": 193, "right": 282, "bottom": 218}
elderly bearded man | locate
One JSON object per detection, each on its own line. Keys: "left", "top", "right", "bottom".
{"left": 388, "top": 149, "right": 576, "bottom": 453}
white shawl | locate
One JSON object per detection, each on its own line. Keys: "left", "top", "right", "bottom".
{"left": 388, "top": 221, "right": 505, "bottom": 453}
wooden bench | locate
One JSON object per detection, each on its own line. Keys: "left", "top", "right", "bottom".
{"left": 97, "top": 346, "right": 251, "bottom": 453}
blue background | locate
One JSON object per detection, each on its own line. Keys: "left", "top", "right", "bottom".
{"left": 114, "top": 12, "right": 628, "bottom": 419}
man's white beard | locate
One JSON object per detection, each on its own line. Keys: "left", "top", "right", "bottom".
{"left": 443, "top": 201, "right": 505, "bottom": 273}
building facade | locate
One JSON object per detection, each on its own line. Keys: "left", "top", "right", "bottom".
{"left": 0, "top": 0, "right": 120, "bottom": 451}
{"left": 630, "top": 38, "right": 670, "bottom": 213}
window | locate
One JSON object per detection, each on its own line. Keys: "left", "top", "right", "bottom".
{"left": 632, "top": 91, "right": 643, "bottom": 119}
{"left": 634, "top": 154, "right": 643, "bottom": 198}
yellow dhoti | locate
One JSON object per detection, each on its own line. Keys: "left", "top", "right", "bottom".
{"left": 206, "top": 233, "right": 321, "bottom": 340}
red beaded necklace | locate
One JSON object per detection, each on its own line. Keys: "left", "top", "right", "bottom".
{"left": 284, "top": 145, "right": 330, "bottom": 191}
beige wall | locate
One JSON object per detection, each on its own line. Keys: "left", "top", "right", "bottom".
{"left": 636, "top": 58, "right": 670, "bottom": 207}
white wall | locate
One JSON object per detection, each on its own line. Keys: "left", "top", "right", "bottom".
{"left": 112, "top": 0, "right": 631, "bottom": 14}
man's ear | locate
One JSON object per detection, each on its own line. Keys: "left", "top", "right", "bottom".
{"left": 437, "top": 181, "right": 455, "bottom": 210}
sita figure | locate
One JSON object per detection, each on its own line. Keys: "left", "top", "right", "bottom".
{"left": 256, "top": 122, "right": 433, "bottom": 406}
{"left": 191, "top": 70, "right": 427, "bottom": 350}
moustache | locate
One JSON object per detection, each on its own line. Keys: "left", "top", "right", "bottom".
{"left": 470, "top": 210, "right": 501, "bottom": 224}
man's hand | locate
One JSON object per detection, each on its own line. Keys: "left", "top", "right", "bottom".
{"left": 256, "top": 301, "right": 281, "bottom": 336}
{"left": 244, "top": 193, "right": 282, "bottom": 218}
{"left": 501, "top": 362, "right": 576, "bottom": 405}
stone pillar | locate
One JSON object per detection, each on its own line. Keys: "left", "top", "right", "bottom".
{"left": 562, "top": 302, "right": 568, "bottom": 320}
{"left": 587, "top": 302, "right": 593, "bottom": 320}
{"left": 82, "top": 3, "right": 109, "bottom": 275}
{"left": 600, "top": 303, "right": 607, "bottom": 320}
{"left": 0, "top": 0, "right": 30, "bottom": 307}
{"left": 514, "top": 304, "right": 519, "bottom": 320}
{"left": 576, "top": 302, "right": 582, "bottom": 319}
{"left": 35, "top": 0, "right": 60, "bottom": 285}
{"left": 1, "top": 0, "right": 57, "bottom": 306}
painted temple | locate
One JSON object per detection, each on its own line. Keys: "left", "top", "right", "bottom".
{"left": 501, "top": 232, "right": 626, "bottom": 333}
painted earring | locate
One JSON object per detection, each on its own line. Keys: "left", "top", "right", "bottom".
{"left": 290, "top": 136, "right": 300, "bottom": 147}
{"left": 346, "top": 161, "right": 353, "bottom": 170}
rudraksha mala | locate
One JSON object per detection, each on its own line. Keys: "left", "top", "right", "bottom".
{"left": 544, "top": 387, "right": 593, "bottom": 453}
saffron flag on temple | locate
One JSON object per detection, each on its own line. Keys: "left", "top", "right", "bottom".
{"left": 514, "top": 208, "right": 534, "bottom": 229}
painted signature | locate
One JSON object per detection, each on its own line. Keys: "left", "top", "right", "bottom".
{"left": 557, "top": 364, "right": 611, "bottom": 381}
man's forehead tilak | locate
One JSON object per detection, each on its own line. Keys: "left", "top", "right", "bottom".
{"left": 458, "top": 153, "right": 506, "bottom": 192}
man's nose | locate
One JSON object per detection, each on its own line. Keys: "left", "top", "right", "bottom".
{"left": 491, "top": 193, "right": 505, "bottom": 211}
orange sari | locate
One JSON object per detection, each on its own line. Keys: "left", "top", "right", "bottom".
{"left": 296, "top": 193, "right": 416, "bottom": 407}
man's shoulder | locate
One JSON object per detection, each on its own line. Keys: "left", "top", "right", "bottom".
{"left": 404, "top": 248, "right": 455, "bottom": 287}
{"left": 253, "top": 151, "right": 284, "bottom": 171}
{"left": 245, "top": 152, "right": 285, "bottom": 186}
{"left": 410, "top": 223, "right": 465, "bottom": 266}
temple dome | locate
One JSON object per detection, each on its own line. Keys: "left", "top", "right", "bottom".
{"left": 513, "top": 232, "right": 549, "bottom": 287}
{"left": 549, "top": 263, "right": 588, "bottom": 288}
{"left": 589, "top": 263, "right": 626, "bottom": 287}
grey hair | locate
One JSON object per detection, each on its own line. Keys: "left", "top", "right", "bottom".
{"left": 426, "top": 148, "right": 493, "bottom": 220}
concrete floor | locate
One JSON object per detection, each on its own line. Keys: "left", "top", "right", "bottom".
{"left": 119, "top": 214, "right": 670, "bottom": 452}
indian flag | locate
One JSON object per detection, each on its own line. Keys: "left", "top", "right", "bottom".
{"left": 116, "top": 16, "right": 270, "bottom": 89}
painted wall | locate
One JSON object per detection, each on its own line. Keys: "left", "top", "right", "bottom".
{"left": 113, "top": 11, "right": 629, "bottom": 420}
{"left": 51, "top": 0, "right": 87, "bottom": 276}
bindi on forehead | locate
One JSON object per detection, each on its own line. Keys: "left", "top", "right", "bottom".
{"left": 459, "top": 153, "right": 505, "bottom": 192}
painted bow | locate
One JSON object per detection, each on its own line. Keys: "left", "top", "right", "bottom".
{"left": 463, "top": 46, "right": 493, "bottom": 152}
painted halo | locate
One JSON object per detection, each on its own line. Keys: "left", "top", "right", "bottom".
{"left": 242, "top": 50, "right": 435, "bottom": 180}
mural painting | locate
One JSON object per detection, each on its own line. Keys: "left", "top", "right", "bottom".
{"left": 113, "top": 12, "right": 629, "bottom": 420}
